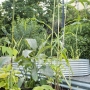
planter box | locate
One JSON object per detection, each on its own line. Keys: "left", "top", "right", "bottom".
{"left": 61, "top": 59, "right": 90, "bottom": 76}
{"left": 37, "top": 59, "right": 90, "bottom": 76}
{"left": 0, "top": 56, "right": 89, "bottom": 77}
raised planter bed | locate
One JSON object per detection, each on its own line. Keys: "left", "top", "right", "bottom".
{"left": 0, "top": 56, "right": 90, "bottom": 90}
{"left": 0, "top": 56, "right": 89, "bottom": 77}
{"left": 61, "top": 59, "right": 90, "bottom": 76}
{"left": 37, "top": 59, "right": 90, "bottom": 76}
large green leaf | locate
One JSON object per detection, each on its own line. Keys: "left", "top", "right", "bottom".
{"left": 18, "top": 77, "right": 25, "bottom": 88}
{"left": 0, "top": 73, "right": 9, "bottom": 79}
{"left": 31, "top": 66, "right": 38, "bottom": 81}
{"left": 1, "top": 46, "right": 7, "bottom": 55}
{"left": 40, "top": 78, "right": 47, "bottom": 85}
{"left": 61, "top": 48, "right": 69, "bottom": 66}
{"left": 0, "top": 46, "right": 18, "bottom": 56}
{"left": 0, "top": 57, "right": 11, "bottom": 67}
{"left": 13, "top": 48, "right": 18, "bottom": 56}
{"left": 37, "top": 46, "right": 51, "bottom": 56}
{"left": 0, "top": 81, "right": 6, "bottom": 88}
{"left": 39, "top": 65, "right": 54, "bottom": 77}
{"left": 42, "top": 85, "right": 55, "bottom": 90}
{"left": 33, "top": 85, "right": 55, "bottom": 90}
{"left": 33, "top": 86, "right": 43, "bottom": 90}
{"left": 6, "top": 47, "right": 13, "bottom": 57}
{"left": 22, "top": 49, "right": 33, "bottom": 57}
{"left": 26, "top": 39, "right": 37, "bottom": 50}
{"left": 37, "top": 54, "right": 47, "bottom": 61}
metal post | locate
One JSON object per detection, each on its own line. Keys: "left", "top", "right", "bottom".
{"left": 62, "top": 0, "right": 64, "bottom": 28}
{"left": 61, "top": 0, "right": 65, "bottom": 48}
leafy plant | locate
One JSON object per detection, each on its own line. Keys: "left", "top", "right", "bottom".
{"left": 46, "top": 0, "right": 71, "bottom": 90}
{"left": 15, "top": 38, "right": 53, "bottom": 89}
{"left": 78, "top": 22, "right": 90, "bottom": 59}
{"left": 65, "top": 0, "right": 90, "bottom": 59}
{"left": 65, "top": 21, "right": 82, "bottom": 59}
{"left": 0, "top": 37, "right": 10, "bottom": 56}
{"left": 0, "top": 65, "right": 20, "bottom": 90}
{"left": 45, "top": 36, "right": 71, "bottom": 90}
{"left": 0, "top": 0, "right": 20, "bottom": 89}
{"left": 0, "top": 42, "right": 20, "bottom": 90}
{"left": 65, "top": 19, "right": 90, "bottom": 59}
{"left": 70, "top": 46, "right": 80, "bottom": 59}
{"left": 0, "top": 59, "right": 20, "bottom": 90}
{"left": 13, "top": 17, "right": 47, "bottom": 55}
{"left": 33, "top": 85, "right": 55, "bottom": 90}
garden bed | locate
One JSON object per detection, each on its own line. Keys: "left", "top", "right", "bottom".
{"left": 62, "top": 59, "right": 90, "bottom": 76}
{"left": 37, "top": 59, "right": 90, "bottom": 76}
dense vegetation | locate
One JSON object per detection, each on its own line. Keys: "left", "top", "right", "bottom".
{"left": 0, "top": 0, "right": 90, "bottom": 90}
{"left": 0, "top": 0, "right": 90, "bottom": 58}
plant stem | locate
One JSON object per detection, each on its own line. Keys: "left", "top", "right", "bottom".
{"left": 57, "top": 0, "right": 60, "bottom": 59}
{"left": 11, "top": 0, "right": 15, "bottom": 50}
{"left": 62, "top": 0, "right": 65, "bottom": 48}
{"left": 9, "top": 0, "right": 15, "bottom": 89}
{"left": 51, "top": 0, "right": 55, "bottom": 56}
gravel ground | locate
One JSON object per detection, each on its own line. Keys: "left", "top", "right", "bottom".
{"left": 68, "top": 75, "right": 90, "bottom": 83}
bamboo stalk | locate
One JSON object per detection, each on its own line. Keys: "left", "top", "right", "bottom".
{"left": 10, "top": 0, "right": 15, "bottom": 89}
{"left": 57, "top": 0, "right": 60, "bottom": 59}
{"left": 51, "top": 0, "right": 55, "bottom": 56}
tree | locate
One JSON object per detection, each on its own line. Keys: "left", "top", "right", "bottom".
{"left": 1, "top": 0, "right": 54, "bottom": 35}
{"left": 0, "top": 5, "right": 5, "bottom": 37}
{"left": 2, "top": 0, "right": 49, "bottom": 21}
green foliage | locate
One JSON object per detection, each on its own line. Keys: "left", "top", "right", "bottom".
{"left": 0, "top": 5, "right": 5, "bottom": 38}
{"left": 65, "top": 22, "right": 81, "bottom": 59}
{"left": 65, "top": 5, "right": 78, "bottom": 25}
{"left": 78, "top": 22, "right": 90, "bottom": 59}
{"left": 2, "top": 0, "right": 46, "bottom": 19}
{"left": 0, "top": 37, "right": 10, "bottom": 46}
{"left": 14, "top": 17, "right": 46, "bottom": 42}
{"left": 0, "top": 45, "right": 18, "bottom": 57}
{"left": 13, "top": 17, "right": 47, "bottom": 55}
{"left": 0, "top": 37, "right": 10, "bottom": 56}
{"left": 33, "top": 85, "right": 55, "bottom": 90}
{"left": 46, "top": 50, "right": 71, "bottom": 89}
{"left": 1, "top": 0, "right": 54, "bottom": 33}
{"left": 0, "top": 36, "right": 18, "bottom": 57}
{"left": 0, "top": 37, "right": 20, "bottom": 90}
{"left": 0, "top": 64, "right": 20, "bottom": 90}
{"left": 65, "top": 20, "right": 90, "bottom": 59}
{"left": 0, "top": 1, "right": 90, "bottom": 90}
{"left": 26, "top": 39, "right": 38, "bottom": 50}
{"left": 15, "top": 38, "right": 53, "bottom": 88}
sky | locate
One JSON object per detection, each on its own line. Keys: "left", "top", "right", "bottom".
{"left": 0, "top": 0, "right": 5, "bottom": 4}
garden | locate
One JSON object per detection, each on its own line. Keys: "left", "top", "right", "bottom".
{"left": 0, "top": 0, "right": 90, "bottom": 90}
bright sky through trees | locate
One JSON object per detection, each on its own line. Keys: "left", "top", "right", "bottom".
{"left": 0, "top": 0, "right": 5, "bottom": 4}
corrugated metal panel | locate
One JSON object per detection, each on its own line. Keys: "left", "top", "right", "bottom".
{"left": 61, "top": 59, "right": 90, "bottom": 76}
{"left": 89, "top": 61, "right": 90, "bottom": 74}
{"left": 36, "top": 59, "right": 90, "bottom": 76}
{"left": 12, "top": 59, "right": 90, "bottom": 77}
